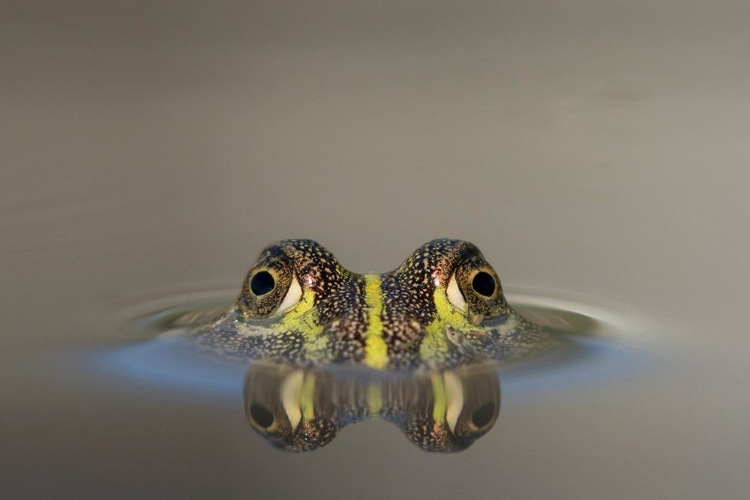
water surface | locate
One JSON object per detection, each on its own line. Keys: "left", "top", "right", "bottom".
{"left": 3, "top": 1, "right": 750, "bottom": 498}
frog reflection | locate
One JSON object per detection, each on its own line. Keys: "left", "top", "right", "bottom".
{"left": 244, "top": 363, "right": 500, "bottom": 452}
{"left": 196, "top": 239, "right": 557, "bottom": 370}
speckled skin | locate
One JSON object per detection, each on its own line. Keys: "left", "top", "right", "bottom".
{"left": 193, "top": 239, "right": 555, "bottom": 370}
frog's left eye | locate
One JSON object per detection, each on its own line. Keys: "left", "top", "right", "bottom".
{"left": 250, "top": 271, "right": 276, "bottom": 296}
{"left": 239, "top": 262, "right": 302, "bottom": 318}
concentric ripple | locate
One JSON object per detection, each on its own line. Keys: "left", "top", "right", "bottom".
{"left": 90, "top": 286, "right": 650, "bottom": 401}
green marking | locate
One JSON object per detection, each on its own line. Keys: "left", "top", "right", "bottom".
{"left": 300, "top": 374, "right": 317, "bottom": 420}
{"left": 431, "top": 373, "right": 447, "bottom": 422}
{"left": 363, "top": 275, "right": 388, "bottom": 369}
{"left": 272, "top": 290, "right": 327, "bottom": 359}
{"left": 420, "top": 288, "right": 476, "bottom": 362}
{"left": 367, "top": 383, "right": 383, "bottom": 415}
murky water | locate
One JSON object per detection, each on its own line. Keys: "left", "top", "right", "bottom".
{"left": 4, "top": 1, "right": 750, "bottom": 498}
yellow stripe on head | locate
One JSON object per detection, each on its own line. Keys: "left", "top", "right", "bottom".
{"left": 363, "top": 275, "right": 388, "bottom": 369}
{"left": 272, "top": 289, "right": 327, "bottom": 359}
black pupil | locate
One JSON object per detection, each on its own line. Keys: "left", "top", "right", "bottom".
{"left": 471, "top": 402, "right": 495, "bottom": 428}
{"left": 249, "top": 403, "right": 275, "bottom": 428}
{"left": 250, "top": 271, "right": 275, "bottom": 296}
{"left": 472, "top": 272, "right": 496, "bottom": 297}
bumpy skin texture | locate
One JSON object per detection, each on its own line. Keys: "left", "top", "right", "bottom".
{"left": 193, "top": 239, "right": 554, "bottom": 370}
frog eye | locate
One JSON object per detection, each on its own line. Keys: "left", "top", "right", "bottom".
{"left": 465, "top": 268, "right": 499, "bottom": 300}
{"left": 471, "top": 271, "right": 496, "bottom": 297}
{"left": 450, "top": 261, "right": 507, "bottom": 321}
{"left": 240, "top": 263, "right": 302, "bottom": 317}
{"left": 446, "top": 268, "right": 499, "bottom": 310}
{"left": 250, "top": 271, "right": 276, "bottom": 296}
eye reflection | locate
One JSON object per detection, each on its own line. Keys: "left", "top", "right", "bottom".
{"left": 248, "top": 403, "right": 275, "bottom": 429}
{"left": 243, "top": 363, "right": 501, "bottom": 453}
{"left": 471, "top": 402, "right": 496, "bottom": 428}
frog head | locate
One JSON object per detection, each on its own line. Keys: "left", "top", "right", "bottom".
{"left": 196, "top": 239, "right": 546, "bottom": 369}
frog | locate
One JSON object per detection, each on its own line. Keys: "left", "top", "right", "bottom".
{"left": 193, "top": 238, "right": 555, "bottom": 370}
{"left": 244, "top": 363, "right": 501, "bottom": 452}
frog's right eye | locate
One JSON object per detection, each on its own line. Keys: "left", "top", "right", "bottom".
{"left": 239, "top": 262, "right": 303, "bottom": 317}
{"left": 471, "top": 272, "right": 496, "bottom": 298}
